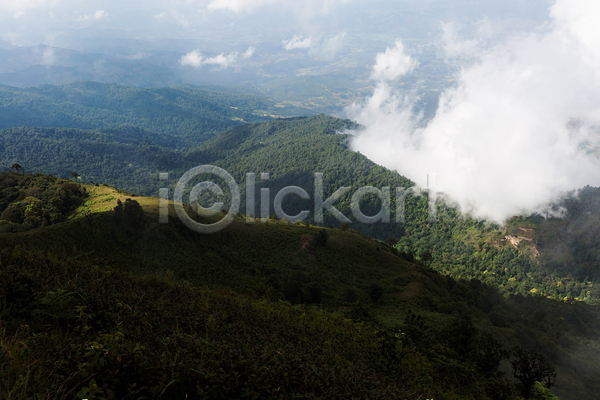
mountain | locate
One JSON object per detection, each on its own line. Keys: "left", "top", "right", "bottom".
{"left": 0, "top": 81, "right": 308, "bottom": 147}
{"left": 0, "top": 113, "right": 411, "bottom": 239}
{"left": 2, "top": 171, "right": 599, "bottom": 399}
{"left": 2, "top": 93, "right": 600, "bottom": 306}
{"left": 396, "top": 189, "right": 600, "bottom": 304}
{"left": 0, "top": 44, "right": 185, "bottom": 88}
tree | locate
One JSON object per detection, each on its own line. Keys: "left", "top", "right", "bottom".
{"left": 384, "top": 237, "right": 398, "bottom": 247}
{"left": 445, "top": 313, "right": 478, "bottom": 360}
{"left": 511, "top": 347, "right": 557, "bottom": 399}
{"left": 474, "top": 333, "right": 509, "bottom": 374}
{"left": 312, "top": 229, "right": 329, "bottom": 247}
{"left": 10, "top": 163, "right": 23, "bottom": 174}
{"left": 418, "top": 250, "right": 433, "bottom": 266}
{"left": 113, "top": 198, "right": 145, "bottom": 229}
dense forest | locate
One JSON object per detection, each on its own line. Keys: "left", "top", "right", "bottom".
{"left": 0, "top": 81, "right": 307, "bottom": 147}
{"left": 396, "top": 188, "right": 600, "bottom": 304}
{"left": 2, "top": 172, "right": 598, "bottom": 399}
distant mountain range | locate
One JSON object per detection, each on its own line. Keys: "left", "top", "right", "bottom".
{"left": 0, "top": 43, "right": 376, "bottom": 115}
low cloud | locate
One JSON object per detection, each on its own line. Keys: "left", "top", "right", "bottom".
{"left": 242, "top": 46, "right": 255, "bottom": 59}
{"left": 42, "top": 46, "right": 55, "bottom": 65}
{"left": 440, "top": 19, "right": 496, "bottom": 59}
{"left": 347, "top": 0, "right": 600, "bottom": 224}
{"left": 370, "top": 40, "right": 417, "bottom": 81}
{"left": 180, "top": 50, "right": 204, "bottom": 67}
{"left": 180, "top": 46, "right": 255, "bottom": 70}
{"left": 283, "top": 33, "right": 346, "bottom": 60}
{"left": 283, "top": 35, "right": 313, "bottom": 50}
{"left": 202, "top": 53, "right": 238, "bottom": 69}
{"left": 311, "top": 33, "right": 346, "bottom": 60}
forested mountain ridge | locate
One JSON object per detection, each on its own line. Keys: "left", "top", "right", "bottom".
{"left": 0, "top": 114, "right": 413, "bottom": 238}
{"left": 396, "top": 187, "right": 600, "bottom": 304}
{"left": 2, "top": 105, "right": 600, "bottom": 305}
{"left": 0, "top": 81, "right": 308, "bottom": 147}
{"left": 0, "top": 125, "right": 182, "bottom": 193}
{"left": 1, "top": 172, "right": 597, "bottom": 399}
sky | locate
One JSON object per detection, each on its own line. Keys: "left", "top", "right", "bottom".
{"left": 3, "top": 0, "right": 597, "bottom": 224}
{"left": 0, "top": 0, "right": 552, "bottom": 46}
{"left": 0, "top": 0, "right": 352, "bottom": 46}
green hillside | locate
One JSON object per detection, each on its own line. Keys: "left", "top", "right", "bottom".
{"left": 1, "top": 172, "right": 599, "bottom": 399}
{"left": 2, "top": 110, "right": 600, "bottom": 306}
{"left": 0, "top": 82, "right": 308, "bottom": 147}
{"left": 0, "top": 125, "right": 183, "bottom": 194}
{"left": 396, "top": 188, "right": 600, "bottom": 304}
{"left": 0, "top": 115, "right": 412, "bottom": 239}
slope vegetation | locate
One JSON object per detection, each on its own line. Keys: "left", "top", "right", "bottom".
{"left": 1, "top": 172, "right": 599, "bottom": 399}
{"left": 0, "top": 81, "right": 307, "bottom": 146}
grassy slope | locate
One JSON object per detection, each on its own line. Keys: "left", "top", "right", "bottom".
{"left": 1, "top": 178, "right": 599, "bottom": 399}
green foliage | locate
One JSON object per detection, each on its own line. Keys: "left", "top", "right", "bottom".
{"left": 0, "top": 178, "right": 598, "bottom": 398}
{"left": 535, "top": 382, "right": 561, "bottom": 400}
{"left": 0, "top": 82, "right": 307, "bottom": 146}
{"left": 0, "top": 172, "right": 87, "bottom": 232}
{"left": 0, "top": 77, "right": 599, "bottom": 398}
{"left": 183, "top": 114, "right": 411, "bottom": 239}
{"left": 0, "top": 248, "right": 412, "bottom": 399}
{"left": 2, "top": 83, "right": 600, "bottom": 308}
{"left": 445, "top": 313, "right": 477, "bottom": 360}
{"left": 511, "top": 347, "right": 557, "bottom": 399}
{"left": 395, "top": 191, "right": 600, "bottom": 304}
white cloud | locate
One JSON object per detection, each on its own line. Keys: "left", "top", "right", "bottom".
{"left": 441, "top": 23, "right": 481, "bottom": 58}
{"left": 169, "top": 10, "right": 190, "bottom": 28}
{"left": 180, "top": 50, "right": 204, "bottom": 67}
{"left": 202, "top": 52, "right": 238, "bottom": 69}
{"left": 441, "top": 19, "right": 498, "bottom": 59}
{"left": 370, "top": 40, "right": 417, "bottom": 82}
{"left": 14, "top": 11, "right": 26, "bottom": 19}
{"left": 283, "top": 35, "right": 313, "bottom": 50}
{"left": 242, "top": 46, "right": 255, "bottom": 58}
{"left": 180, "top": 47, "right": 254, "bottom": 69}
{"left": 153, "top": 12, "right": 166, "bottom": 19}
{"left": 312, "top": 32, "right": 346, "bottom": 60}
{"left": 283, "top": 33, "right": 346, "bottom": 60}
{"left": 347, "top": 0, "right": 600, "bottom": 224}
